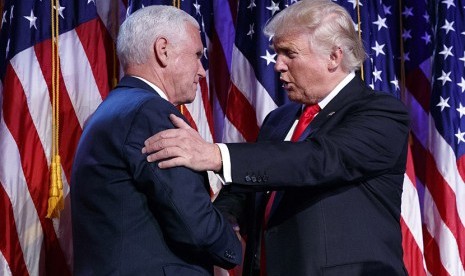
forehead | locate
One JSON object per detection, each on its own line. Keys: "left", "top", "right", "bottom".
{"left": 273, "top": 32, "right": 309, "bottom": 50}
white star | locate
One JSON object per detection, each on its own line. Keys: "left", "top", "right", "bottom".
{"left": 5, "top": 39, "right": 10, "bottom": 58}
{"left": 383, "top": 5, "right": 392, "bottom": 15}
{"left": 441, "top": 19, "right": 455, "bottom": 34}
{"left": 402, "top": 6, "right": 414, "bottom": 18}
{"left": 369, "top": 80, "right": 375, "bottom": 90}
{"left": 455, "top": 129, "right": 465, "bottom": 144}
{"left": 193, "top": 1, "right": 201, "bottom": 15}
{"left": 372, "top": 66, "right": 382, "bottom": 82}
{"left": 458, "top": 77, "right": 465, "bottom": 93}
{"left": 402, "top": 29, "right": 412, "bottom": 40}
{"left": 54, "top": 2, "right": 66, "bottom": 19}
{"left": 261, "top": 50, "right": 276, "bottom": 65}
{"left": 423, "top": 11, "right": 430, "bottom": 23}
{"left": 24, "top": 9, "right": 38, "bottom": 29}
{"left": 457, "top": 103, "right": 465, "bottom": 118}
{"left": 248, "top": 0, "right": 257, "bottom": 10}
{"left": 201, "top": 18, "right": 206, "bottom": 34}
{"left": 203, "top": 47, "right": 208, "bottom": 59}
{"left": 390, "top": 77, "right": 400, "bottom": 91}
{"left": 371, "top": 41, "right": 385, "bottom": 56}
{"left": 347, "top": 0, "right": 362, "bottom": 9}
{"left": 421, "top": 32, "right": 431, "bottom": 44}
{"left": 2, "top": 11, "right": 7, "bottom": 25}
{"left": 403, "top": 52, "right": 410, "bottom": 62}
{"left": 437, "top": 70, "right": 452, "bottom": 85}
{"left": 439, "top": 45, "right": 454, "bottom": 60}
{"left": 436, "top": 96, "right": 450, "bottom": 111}
{"left": 10, "top": 5, "right": 14, "bottom": 23}
{"left": 442, "top": 0, "right": 456, "bottom": 9}
{"left": 353, "top": 21, "right": 360, "bottom": 32}
{"left": 247, "top": 23, "right": 254, "bottom": 39}
{"left": 266, "top": 1, "right": 280, "bottom": 16}
{"left": 459, "top": 51, "right": 465, "bottom": 65}
{"left": 141, "top": 4, "right": 145, "bottom": 8}
{"left": 372, "top": 15, "right": 387, "bottom": 31}
{"left": 87, "top": 0, "right": 95, "bottom": 4}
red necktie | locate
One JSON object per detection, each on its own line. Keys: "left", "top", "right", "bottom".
{"left": 260, "top": 104, "right": 320, "bottom": 276}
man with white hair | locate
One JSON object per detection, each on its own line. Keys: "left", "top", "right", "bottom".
{"left": 71, "top": 6, "right": 241, "bottom": 275}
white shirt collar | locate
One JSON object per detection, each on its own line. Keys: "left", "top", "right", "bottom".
{"left": 132, "top": 76, "right": 169, "bottom": 102}
{"left": 318, "top": 71, "right": 355, "bottom": 109}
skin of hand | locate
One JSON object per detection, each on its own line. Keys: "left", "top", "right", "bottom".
{"left": 142, "top": 114, "right": 222, "bottom": 172}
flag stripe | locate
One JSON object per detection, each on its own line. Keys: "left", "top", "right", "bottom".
{"left": 0, "top": 182, "right": 29, "bottom": 276}
{"left": 422, "top": 225, "right": 449, "bottom": 276}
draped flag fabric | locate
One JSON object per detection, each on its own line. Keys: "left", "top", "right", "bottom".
{"left": 1, "top": 0, "right": 464, "bottom": 275}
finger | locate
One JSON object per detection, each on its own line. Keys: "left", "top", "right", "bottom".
{"left": 169, "top": 114, "right": 192, "bottom": 130}
{"left": 146, "top": 146, "right": 187, "bottom": 162}
{"left": 158, "top": 157, "right": 188, "bottom": 169}
{"left": 143, "top": 129, "right": 182, "bottom": 152}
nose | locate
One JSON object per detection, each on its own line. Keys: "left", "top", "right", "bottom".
{"left": 198, "top": 60, "right": 206, "bottom": 79}
{"left": 275, "top": 55, "right": 287, "bottom": 73}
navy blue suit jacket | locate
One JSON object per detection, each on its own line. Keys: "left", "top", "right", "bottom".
{"left": 71, "top": 76, "right": 241, "bottom": 275}
{"left": 215, "top": 76, "right": 409, "bottom": 276}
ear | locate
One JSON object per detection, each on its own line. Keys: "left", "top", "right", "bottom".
{"left": 154, "top": 37, "right": 169, "bottom": 67}
{"left": 328, "top": 47, "right": 343, "bottom": 71}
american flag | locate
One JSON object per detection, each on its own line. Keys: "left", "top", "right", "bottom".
{"left": 1, "top": 0, "right": 464, "bottom": 276}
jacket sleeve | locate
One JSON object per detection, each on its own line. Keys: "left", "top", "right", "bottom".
{"left": 124, "top": 98, "right": 242, "bottom": 269}
{"left": 226, "top": 93, "right": 410, "bottom": 190}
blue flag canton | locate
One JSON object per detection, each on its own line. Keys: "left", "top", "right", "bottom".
{"left": 0, "top": 0, "right": 98, "bottom": 78}
{"left": 235, "top": 0, "right": 297, "bottom": 107}
{"left": 430, "top": 0, "right": 465, "bottom": 158}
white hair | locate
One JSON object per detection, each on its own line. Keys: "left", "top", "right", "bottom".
{"left": 264, "top": 0, "right": 366, "bottom": 72}
{"left": 116, "top": 5, "right": 199, "bottom": 69}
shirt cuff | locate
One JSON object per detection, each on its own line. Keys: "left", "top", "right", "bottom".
{"left": 216, "top": 143, "right": 232, "bottom": 183}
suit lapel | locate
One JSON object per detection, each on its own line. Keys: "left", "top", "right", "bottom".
{"left": 297, "top": 76, "right": 367, "bottom": 140}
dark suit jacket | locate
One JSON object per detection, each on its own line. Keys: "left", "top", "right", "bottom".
{"left": 71, "top": 76, "right": 241, "bottom": 276}
{"left": 215, "top": 76, "right": 409, "bottom": 276}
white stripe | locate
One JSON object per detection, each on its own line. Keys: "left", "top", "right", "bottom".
{"left": 428, "top": 114, "right": 465, "bottom": 226}
{"left": 95, "top": 1, "right": 126, "bottom": 40}
{"left": 423, "top": 187, "right": 465, "bottom": 276}
{"left": 222, "top": 117, "right": 246, "bottom": 143}
{"left": 0, "top": 114, "right": 43, "bottom": 276}
{"left": 231, "top": 46, "right": 277, "bottom": 126}
{"left": 10, "top": 47, "right": 52, "bottom": 166}
{"left": 401, "top": 174, "right": 426, "bottom": 260}
{"left": 59, "top": 30, "right": 103, "bottom": 128}
{"left": 0, "top": 251, "right": 13, "bottom": 276}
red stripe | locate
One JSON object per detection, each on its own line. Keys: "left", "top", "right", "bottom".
{"left": 423, "top": 225, "right": 450, "bottom": 276}
{"left": 405, "top": 68, "right": 431, "bottom": 113}
{"left": 410, "top": 134, "right": 427, "bottom": 186}
{"left": 401, "top": 217, "right": 426, "bottom": 276}
{"left": 200, "top": 78, "right": 215, "bottom": 140}
{"left": 75, "top": 18, "right": 113, "bottom": 97}
{"left": 226, "top": 84, "right": 259, "bottom": 142}
{"left": 180, "top": 106, "right": 199, "bottom": 131}
{"left": 0, "top": 184, "right": 29, "bottom": 276}
{"left": 34, "top": 41, "right": 82, "bottom": 185}
{"left": 2, "top": 65, "right": 71, "bottom": 275}
{"left": 209, "top": 28, "right": 231, "bottom": 114}
{"left": 425, "top": 150, "right": 465, "bottom": 269}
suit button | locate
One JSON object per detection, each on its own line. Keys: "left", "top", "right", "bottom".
{"left": 224, "top": 249, "right": 236, "bottom": 260}
{"left": 245, "top": 175, "right": 251, "bottom": 182}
